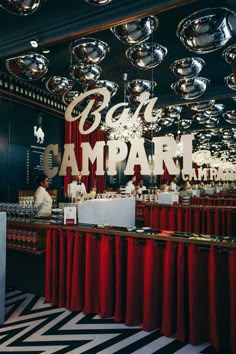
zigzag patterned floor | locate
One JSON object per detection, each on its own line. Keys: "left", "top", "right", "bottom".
{"left": 0, "top": 290, "right": 218, "bottom": 354}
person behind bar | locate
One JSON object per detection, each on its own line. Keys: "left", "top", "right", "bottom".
{"left": 67, "top": 173, "right": 87, "bottom": 202}
{"left": 126, "top": 175, "right": 137, "bottom": 194}
{"left": 75, "top": 173, "right": 87, "bottom": 196}
{"left": 137, "top": 179, "right": 147, "bottom": 194}
{"left": 33, "top": 173, "right": 52, "bottom": 218}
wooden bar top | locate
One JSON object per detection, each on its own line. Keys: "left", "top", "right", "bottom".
{"left": 7, "top": 220, "right": 236, "bottom": 249}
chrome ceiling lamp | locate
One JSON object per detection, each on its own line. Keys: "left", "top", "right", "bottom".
{"left": 126, "top": 79, "right": 156, "bottom": 106}
{"left": 223, "top": 110, "right": 236, "bottom": 124}
{"left": 225, "top": 73, "right": 236, "bottom": 90}
{"left": 126, "top": 43, "right": 167, "bottom": 70}
{"left": 71, "top": 37, "right": 109, "bottom": 65}
{"left": 223, "top": 44, "right": 236, "bottom": 64}
{"left": 171, "top": 76, "right": 210, "bottom": 100}
{"left": 188, "top": 100, "right": 215, "bottom": 111}
{"left": 44, "top": 76, "right": 74, "bottom": 95}
{"left": 69, "top": 37, "right": 108, "bottom": 86}
{"left": 0, "top": 0, "right": 42, "bottom": 16}
{"left": 6, "top": 52, "right": 49, "bottom": 81}
{"left": 111, "top": 15, "right": 159, "bottom": 45}
{"left": 170, "top": 57, "right": 205, "bottom": 78}
{"left": 177, "top": 7, "right": 236, "bottom": 54}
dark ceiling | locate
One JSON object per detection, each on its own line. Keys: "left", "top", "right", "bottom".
{"left": 0, "top": 0, "right": 236, "bottom": 145}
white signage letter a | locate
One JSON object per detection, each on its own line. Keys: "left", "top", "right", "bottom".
{"left": 152, "top": 137, "right": 178, "bottom": 175}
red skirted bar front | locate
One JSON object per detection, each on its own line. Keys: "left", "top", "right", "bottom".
{"left": 143, "top": 205, "right": 236, "bottom": 236}
{"left": 45, "top": 229, "right": 236, "bottom": 353}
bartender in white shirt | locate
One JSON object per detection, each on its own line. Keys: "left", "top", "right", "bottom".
{"left": 126, "top": 175, "right": 137, "bottom": 194}
{"left": 137, "top": 179, "right": 147, "bottom": 194}
{"left": 170, "top": 176, "right": 177, "bottom": 191}
{"left": 33, "top": 173, "right": 52, "bottom": 218}
{"left": 67, "top": 173, "right": 87, "bottom": 201}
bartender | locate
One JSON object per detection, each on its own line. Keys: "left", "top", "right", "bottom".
{"left": 137, "top": 179, "right": 147, "bottom": 194}
{"left": 126, "top": 175, "right": 137, "bottom": 194}
{"left": 67, "top": 173, "right": 87, "bottom": 201}
{"left": 33, "top": 173, "right": 52, "bottom": 218}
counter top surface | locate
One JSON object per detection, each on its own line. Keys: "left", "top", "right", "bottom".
{"left": 7, "top": 220, "right": 236, "bottom": 249}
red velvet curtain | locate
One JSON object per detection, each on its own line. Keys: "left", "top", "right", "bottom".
{"left": 143, "top": 205, "right": 236, "bottom": 236}
{"left": 64, "top": 120, "right": 106, "bottom": 194}
{"left": 160, "top": 163, "right": 171, "bottom": 184}
{"left": 45, "top": 229, "right": 236, "bottom": 353}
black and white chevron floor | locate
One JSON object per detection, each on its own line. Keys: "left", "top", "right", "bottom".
{"left": 0, "top": 289, "right": 218, "bottom": 354}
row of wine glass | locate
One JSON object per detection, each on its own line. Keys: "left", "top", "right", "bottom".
{"left": 7, "top": 229, "right": 40, "bottom": 251}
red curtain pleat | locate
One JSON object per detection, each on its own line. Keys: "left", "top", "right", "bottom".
{"left": 58, "top": 230, "right": 66, "bottom": 307}
{"left": 65, "top": 231, "right": 74, "bottom": 308}
{"left": 187, "top": 244, "right": 209, "bottom": 344}
{"left": 208, "top": 246, "right": 231, "bottom": 352}
{"left": 125, "top": 237, "right": 144, "bottom": 326}
{"left": 176, "top": 242, "right": 187, "bottom": 342}
{"left": 169, "top": 207, "right": 176, "bottom": 231}
{"left": 161, "top": 241, "right": 177, "bottom": 337}
{"left": 99, "top": 235, "right": 115, "bottom": 317}
{"left": 114, "top": 236, "right": 127, "bottom": 323}
{"left": 177, "top": 207, "right": 183, "bottom": 231}
{"left": 70, "top": 232, "right": 85, "bottom": 311}
{"left": 143, "top": 240, "right": 165, "bottom": 331}
{"left": 184, "top": 207, "right": 189, "bottom": 232}
{"left": 84, "top": 233, "right": 101, "bottom": 314}
{"left": 159, "top": 207, "right": 167, "bottom": 230}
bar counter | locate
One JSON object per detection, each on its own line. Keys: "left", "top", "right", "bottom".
{"left": 6, "top": 219, "right": 236, "bottom": 353}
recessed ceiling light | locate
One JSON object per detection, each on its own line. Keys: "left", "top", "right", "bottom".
{"left": 30, "top": 40, "right": 39, "bottom": 48}
{"left": 42, "top": 48, "right": 50, "bottom": 54}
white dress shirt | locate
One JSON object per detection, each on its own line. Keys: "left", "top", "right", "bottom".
{"left": 170, "top": 181, "right": 177, "bottom": 191}
{"left": 67, "top": 181, "right": 87, "bottom": 199}
{"left": 34, "top": 186, "right": 52, "bottom": 217}
{"left": 126, "top": 180, "right": 135, "bottom": 193}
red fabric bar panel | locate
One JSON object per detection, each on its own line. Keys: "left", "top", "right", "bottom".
{"left": 58, "top": 230, "right": 66, "bottom": 307}
{"left": 151, "top": 205, "right": 159, "bottom": 229}
{"left": 51, "top": 229, "right": 59, "bottom": 305}
{"left": 201, "top": 207, "right": 206, "bottom": 234}
{"left": 176, "top": 242, "right": 187, "bottom": 342}
{"left": 70, "top": 232, "right": 85, "bottom": 311}
{"left": 177, "top": 207, "right": 183, "bottom": 231}
{"left": 143, "top": 240, "right": 165, "bottom": 331}
{"left": 114, "top": 236, "right": 127, "bottom": 323}
{"left": 169, "top": 207, "right": 176, "bottom": 231}
{"left": 213, "top": 209, "right": 221, "bottom": 236}
{"left": 226, "top": 209, "right": 232, "bottom": 236}
{"left": 206, "top": 208, "right": 212, "bottom": 235}
{"left": 159, "top": 207, "right": 167, "bottom": 230}
{"left": 193, "top": 208, "right": 200, "bottom": 233}
{"left": 143, "top": 205, "right": 151, "bottom": 227}
{"left": 84, "top": 233, "right": 101, "bottom": 314}
{"left": 45, "top": 229, "right": 53, "bottom": 302}
{"left": 209, "top": 246, "right": 231, "bottom": 353}
{"left": 66, "top": 231, "right": 74, "bottom": 308}
{"left": 184, "top": 207, "right": 189, "bottom": 233}
{"left": 99, "top": 235, "right": 115, "bottom": 318}
{"left": 187, "top": 244, "right": 209, "bottom": 344}
{"left": 125, "top": 237, "right": 144, "bottom": 326}
{"left": 161, "top": 241, "right": 177, "bottom": 337}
